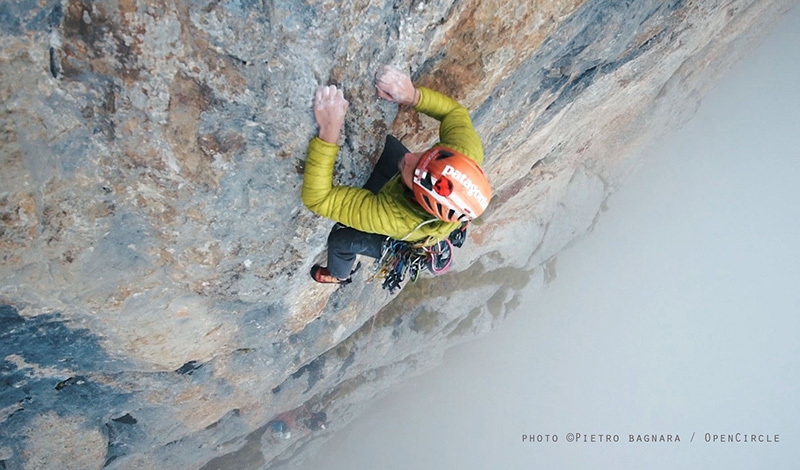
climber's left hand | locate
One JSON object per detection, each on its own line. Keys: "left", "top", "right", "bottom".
{"left": 314, "top": 85, "right": 349, "bottom": 144}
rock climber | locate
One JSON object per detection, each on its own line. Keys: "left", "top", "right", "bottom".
{"left": 302, "top": 65, "right": 491, "bottom": 287}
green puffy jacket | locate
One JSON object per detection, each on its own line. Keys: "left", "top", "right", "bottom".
{"left": 302, "top": 86, "right": 484, "bottom": 244}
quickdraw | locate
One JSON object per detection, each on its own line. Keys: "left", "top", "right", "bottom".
{"left": 369, "top": 237, "right": 452, "bottom": 293}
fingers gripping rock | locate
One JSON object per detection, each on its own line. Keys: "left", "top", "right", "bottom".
{"left": 314, "top": 85, "right": 348, "bottom": 113}
{"left": 314, "top": 85, "right": 349, "bottom": 144}
{"left": 375, "top": 65, "right": 417, "bottom": 105}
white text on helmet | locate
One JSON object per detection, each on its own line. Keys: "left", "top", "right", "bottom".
{"left": 441, "top": 165, "right": 489, "bottom": 209}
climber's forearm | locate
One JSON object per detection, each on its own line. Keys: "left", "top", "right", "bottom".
{"left": 415, "top": 86, "right": 484, "bottom": 165}
{"left": 413, "top": 86, "right": 463, "bottom": 121}
{"left": 314, "top": 85, "right": 348, "bottom": 144}
{"left": 317, "top": 124, "right": 342, "bottom": 145}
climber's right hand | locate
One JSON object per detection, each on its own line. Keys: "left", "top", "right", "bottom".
{"left": 314, "top": 85, "right": 349, "bottom": 144}
{"left": 375, "top": 65, "right": 419, "bottom": 106}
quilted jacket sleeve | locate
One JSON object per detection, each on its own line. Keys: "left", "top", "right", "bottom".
{"left": 301, "top": 137, "right": 406, "bottom": 236}
{"left": 414, "top": 86, "right": 484, "bottom": 165}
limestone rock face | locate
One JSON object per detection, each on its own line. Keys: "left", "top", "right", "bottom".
{"left": 0, "top": 0, "right": 794, "bottom": 468}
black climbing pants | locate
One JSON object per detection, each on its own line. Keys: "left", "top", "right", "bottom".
{"left": 326, "top": 135, "right": 409, "bottom": 279}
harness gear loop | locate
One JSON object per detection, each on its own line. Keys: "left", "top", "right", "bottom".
{"left": 368, "top": 237, "right": 453, "bottom": 293}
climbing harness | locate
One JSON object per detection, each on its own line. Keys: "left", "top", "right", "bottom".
{"left": 369, "top": 237, "right": 453, "bottom": 293}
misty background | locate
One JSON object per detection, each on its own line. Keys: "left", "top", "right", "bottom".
{"left": 309, "top": 4, "right": 800, "bottom": 470}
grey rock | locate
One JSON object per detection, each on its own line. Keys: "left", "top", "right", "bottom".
{"left": 0, "top": 0, "right": 795, "bottom": 468}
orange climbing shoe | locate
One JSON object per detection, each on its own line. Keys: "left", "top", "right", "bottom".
{"left": 310, "top": 265, "right": 351, "bottom": 285}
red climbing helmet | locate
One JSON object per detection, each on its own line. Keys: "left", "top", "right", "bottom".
{"left": 412, "top": 146, "right": 491, "bottom": 222}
